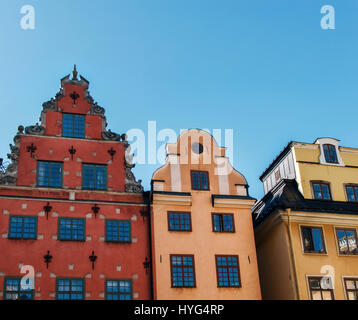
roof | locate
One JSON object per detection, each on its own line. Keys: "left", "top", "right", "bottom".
{"left": 252, "top": 179, "right": 358, "bottom": 228}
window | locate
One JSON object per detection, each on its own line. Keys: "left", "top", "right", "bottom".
{"left": 105, "top": 220, "right": 131, "bottom": 243}
{"left": 3, "top": 277, "right": 34, "bottom": 300}
{"left": 191, "top": 142, "right": 203, "bottom": 154}
{"left": 346, "top": 185, "right": 358, "bottom": 202}
{"left": 301, "top": 226, "right": 326, "bottom": 253}
{"left": 62, "top": 113, "right": 85, "bottom": 138}
{"left": 82, "top": 164, "right": 107, "bottom": 190}
{"left": 8, "top": 216, "right": 37, "bottom": 240}
{"left": 37, "top": 161, "right": 63, "bottom": 188}
{"left": 308, "top": 276, "right": 334, "bottom": 300}
{"left": 191, "top": 171, "right": 209, "bottom": 190}
{"left": 58, "top": 218, "right": 85, "bottom": 241}
{"left": 212, "top": 214, "right": 235, "bottom": 233}
{"left": 344, "top": 278, "right": 358, "bottom": 300}
{"left": 275, "top": 170, "right": 281, "bottom": 182}
{"left": 215, "top": 255, "right": 241, "bottom": 288}
{"left": 323, "top": 144, "right": 338, "bottom": 164}
{"left": 312, "top": 182, "right": 331, "bottom": 200}
{"left": 56, "top": 278, "right": 84, "bottom": 300}
{"left": 105, "top": 279, "right": 132, "bottom": 300}
{"left": 168, "top": 212, "right": 191, "bottom": 231}
{"left": 336, "top": 228, "right": 358, "bottom": 255}
{"left": 170, "top": 255, "right": 196, "bottom": 288}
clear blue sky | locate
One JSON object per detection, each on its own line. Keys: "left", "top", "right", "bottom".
{"left": 0, "top": 0, "right": 357, "bottom": 199}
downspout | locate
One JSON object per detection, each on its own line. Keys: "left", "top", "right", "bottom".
{"left": 145, "top": 188, "right": 154, "bottom": 300}
{"left": 286, "top": 208, "right": 300, "bottom": 300}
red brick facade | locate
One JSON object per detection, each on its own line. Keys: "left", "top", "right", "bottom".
{"left": 0, "top": 67, "right": 151, "bottom": 300}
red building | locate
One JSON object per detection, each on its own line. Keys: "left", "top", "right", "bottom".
{"left": 0, "top": 66, "right": 151, "bottom": 300}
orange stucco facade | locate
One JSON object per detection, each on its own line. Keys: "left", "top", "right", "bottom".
{"left": 150, "top": 129, "right": 261, "bottom": 300}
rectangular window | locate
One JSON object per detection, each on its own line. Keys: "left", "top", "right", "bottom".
{"left": 312, "top": 182, "right": 331, "bottom": 200}
{"left": 37, "top": 161, "right": 63, "bottom": 188}
{"left": 105, "top": 220, "right": 131, "bottom": 243}
{"left": 336, "top": 228, "right": 358, "bottom": 255}
{"left": 323, "top": 144, "right": 338, "bottom": 164}
{"left": 58, "top": 218, "right": 85, "bottom": 241}
{"left": 82, "top": 164, "right": 107, "bottom": 190}
{"left": 170, "top": 255, "right": 196, "bottom": 288}
{"left": 8, "top": 216, "right": 37, "bottom": 240}
{"left": 308, "top": 276, "right": 334, "bottom": 300}
{"left": 62, "top": 113, "right": 85, "bottom": 138}
{"left": 3, "top": 277, "right": 34, "bottom": 300}
{"left": 191, "top": 171, "right": 209, "bottom": 190}
{"left": 212, "top": 214, "right": 235, "bottom": 233}
{"left": 105, "top": 279, "right": 132, "bottom": 300}
{"left": 346, "top": 185, "right": 358, "bottom": 202}
{"left": 168, "top": 212, "right": 191, "bottom": 231}
{"left": 56, "top": 278, "right": 84, "bottom": 300}
{"left": 301, "top": 226, "right": 326, "bottom": 254}
{"left": 215, "top": 255, "right": 241, "bottom": 287}
{"left": 344, "top": 278, "right": 358, "bottom": 300}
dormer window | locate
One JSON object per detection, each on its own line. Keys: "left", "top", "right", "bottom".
{"left": 315, "top": 138, "right": 344, "bottom": 166}
{"left": 323, "top": 144, "right": 338, "bottom": 164}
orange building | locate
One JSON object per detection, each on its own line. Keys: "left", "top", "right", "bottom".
{"left": 150, "top": 129, "right": 261, "bottom": 300}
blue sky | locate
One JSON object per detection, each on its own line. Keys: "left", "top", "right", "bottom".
{"left": 0, "top": 0, "right": 357, "bottom": 199}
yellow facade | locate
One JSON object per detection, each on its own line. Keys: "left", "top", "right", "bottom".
{"left": 254, "top": 138, "right": 358, "bottom": 300}
{"left": 151, "top": 129, "right": 261, "bottom": 300}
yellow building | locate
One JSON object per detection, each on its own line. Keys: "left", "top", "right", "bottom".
{"left": 253, "top": 138, "right": 358, "bottom": 300}
{"left": 150, "top": 129, "right": 261, "bottom": 300}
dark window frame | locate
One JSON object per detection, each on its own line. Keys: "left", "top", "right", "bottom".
{"left": 215, "top": 255, "right": 241, "bottom": 288}
{"left": 8, "top": 215, "right": 38, "bottom": 240}
{"left": 105, "top": 219, "right": 132, "bottom": 243}
{"left": 62, "top": 113, "right": 86, "bottom": 138}
{"left": 82, "top": 163, "right": 108, "bottom": 191}
{"left": 105, "top": 279, "right": 133, "bottom": 300}
{"left": 343, "top": 278, "right": 358, "bottom": 300}
{"left": 170, "top": 254, "right": 196, "bottom": 288}
{"left": 345, "top": 184, "right": 358, "bottom": 202}
{"left": 311, "top": 181, "right": 332, "bottom": 200}
{"left": 3, "top": 276, "right": 34, "bottom": 300}
{"left": 190, "top": 170, "right": 210, "bottom": 191}
{"left": 335, "top": 227, "right": 358, "bottom": 255}
{"left": 308, "top": 276, "right": 334, "bottom": 300}
{"left": 167, "top": 212, "right": 192, "bottom": 232}
{"left": 55, "top": 277, "right": 85, "bottom": 300}
{"left": 36, "top": 160, "right": 63, "bottom": 188}
{"left": 323, "top": 144, "right": 338, "bottom": 164}
{"left": 211, "top": 213, "right": 235, "bottom": 233}
{"left": 57, "top": 217, "right": 86, "bottom": 242}
{"left": 300, "top": 225, "right": 327, "bottom": 254}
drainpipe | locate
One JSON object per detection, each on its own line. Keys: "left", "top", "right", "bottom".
{"left": 146, "top": 186, "right": 154, "bottom": 300}
{"left": 286, "top": 208, "right": 300, "bottom": 300}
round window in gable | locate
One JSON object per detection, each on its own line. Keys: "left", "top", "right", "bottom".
{"left": 192, "top": 142, "right": 203, "bottom": 154}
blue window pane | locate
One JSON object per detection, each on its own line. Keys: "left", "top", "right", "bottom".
{"left": 106, "top": 280, "right": 132, "bottom": 300}
{"left": 312, "top": 228, "right": 324, "bottom": 252}
{"left": 321, "top": 185, "right": 331, "bottom": 200}
{"left": 200, "top": 172, "right": 208, "bottom": 190}
{"left": 323, "top": 144, "right": 338, "bottom": 164}
{"left": 56, "top": 278, "right": 84, "bottom": 300}
{"left": 169, "top": 213, "right": 191, "bottom": 231}
{"left": 4, "top": 278, "right": 33, "bottom": 300}
{"left": 216, "top": 256, "right": 240, "bottom": 287}
{"left": 106, "top": 220, "right": 131, "bottom": 242}
{"left": 192, "top": 172, "right": 200, "bottom": 189}
{"left": 9, "top": 216, "right": 37, "bottom": 239}
{"left": 82, "top": 164, "right": 107, "bottom": 190}
{"left": 63, "top": 114, "right": 85, "bottom": 138}
{"left": 171, "top": 256, "right": 195, "bottom": 287}
{"left": 58, "top": 218, "right": 85, "bottom": 241}
{"left": 37, "top": 161, "right": 63, "bottom": 188}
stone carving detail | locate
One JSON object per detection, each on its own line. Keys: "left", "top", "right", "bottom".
{"left": 0, "top": 126, "right": 23, "bottom": 185}
{"left": 102, "top": 129, "right": 122, "bottom": 141}
{"left": 91, "top": 102, "right": 105, "bottom": 116}
{"left": 124, "top": 140, "right": 143, "bottom": 193}
{"left": 25, "top": 123, "right": 45, "bottom": 135}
